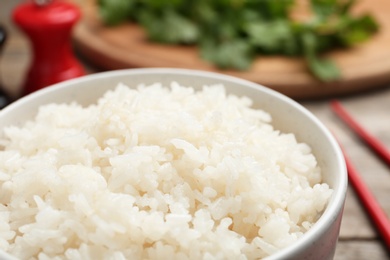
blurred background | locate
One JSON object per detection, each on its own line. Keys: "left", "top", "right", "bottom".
{"left": 1, "top": 0, "right": 30, "bottom": 100}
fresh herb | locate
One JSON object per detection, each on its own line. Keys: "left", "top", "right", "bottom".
{"left": 98, "top": 0, "right": 379, "bottom": 82}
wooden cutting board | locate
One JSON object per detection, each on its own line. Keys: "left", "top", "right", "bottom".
{"left": 72, "top": 0, "right": 390, "bottom": 100}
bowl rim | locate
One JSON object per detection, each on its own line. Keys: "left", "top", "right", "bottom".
{"left": 0, "top": 68, "right": 348, "bottom": 259}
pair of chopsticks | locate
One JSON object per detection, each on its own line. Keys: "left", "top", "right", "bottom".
{"left": 330, "top": 100, "right": 390, "bottom": 249}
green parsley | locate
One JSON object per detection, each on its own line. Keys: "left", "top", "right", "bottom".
{"left": 98, "top": 0, "right": 379, "bottom": 81}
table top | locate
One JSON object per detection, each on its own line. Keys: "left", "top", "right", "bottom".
{"left": 1, "top": 1, "right": 390, "bottom": 259}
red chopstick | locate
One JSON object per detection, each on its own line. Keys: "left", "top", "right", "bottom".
{"left": 340, "top": 144, "right": 390, "bottom": 249}
{"left": 331, "top": 100, "right": 390, "bottom": 167}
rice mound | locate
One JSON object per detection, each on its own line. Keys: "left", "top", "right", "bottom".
{"left": 0, "top": 82, "right": 333, "bottom": 259}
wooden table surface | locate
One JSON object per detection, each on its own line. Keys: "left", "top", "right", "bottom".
{"left": 1, "top": 1, "right": 390, "bottom": 259}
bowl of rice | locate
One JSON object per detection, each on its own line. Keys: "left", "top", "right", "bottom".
{"left": 0, "top": 68, "right": 347, "bottom": 260}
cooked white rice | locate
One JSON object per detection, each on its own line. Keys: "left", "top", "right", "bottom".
{"left": 0, "top": 82, "right": 333, "bottom": 259}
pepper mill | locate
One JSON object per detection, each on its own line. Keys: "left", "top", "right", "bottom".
{"left": 0, "top": 24, "right": 12, "bottom": 109}
{"left": 13, "top": 0, "right": 85, "bottom": 95}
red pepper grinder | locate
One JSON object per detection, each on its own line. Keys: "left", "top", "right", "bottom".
{"left": 13, "top": 0, "right": 85, "bottom": 96}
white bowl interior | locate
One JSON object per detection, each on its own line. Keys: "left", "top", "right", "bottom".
{"left": 0, "top": 68, "right": 347, "bottom": 259}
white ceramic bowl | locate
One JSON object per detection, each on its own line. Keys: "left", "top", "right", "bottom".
{"left": 0, "top": 68, "right": 347, "bottom": 260}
